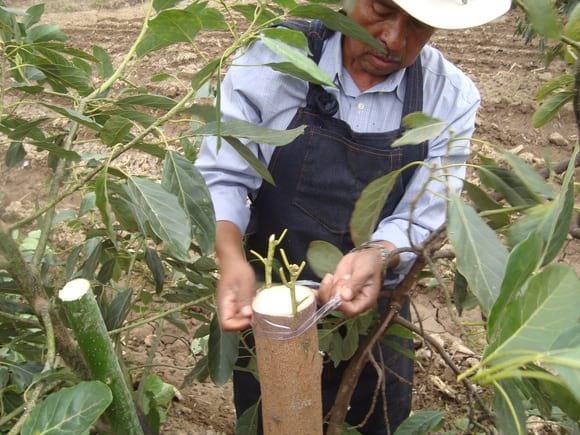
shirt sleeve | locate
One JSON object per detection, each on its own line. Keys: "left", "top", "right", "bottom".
{"left": 194, "top": 41, "right": 307, "bottom": 234}
{"left": 372, "top": 88, "right": 481, "bottom": 285}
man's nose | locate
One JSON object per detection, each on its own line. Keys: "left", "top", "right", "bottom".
{"left": 377, "top": 13, "right": 407, "bottom": 55}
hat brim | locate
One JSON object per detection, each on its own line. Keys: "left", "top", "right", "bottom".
{"left": 392, "top": 0, "right": 511, "bottom": 30}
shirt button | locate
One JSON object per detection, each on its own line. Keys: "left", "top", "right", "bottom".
{"left": 357, "top": 102, "right": 365, "bottom": 110}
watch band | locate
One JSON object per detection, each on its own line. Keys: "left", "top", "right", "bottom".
{"left": 350, "top": 241, "right": 392, "bottom": 273}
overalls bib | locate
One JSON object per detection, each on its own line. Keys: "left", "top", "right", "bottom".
{"left": 236, "top": 20, "right": 428, "bottom": 434}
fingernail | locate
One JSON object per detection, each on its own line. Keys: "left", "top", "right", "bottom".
{"left": 342, "top": 274, "right": 351, "bottom": 281}
{"left": 323, "top": 273, "right": 333, "bottom": 284}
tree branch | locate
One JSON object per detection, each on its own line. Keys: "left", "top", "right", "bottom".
{"left": 328, "top": 226, "right": 447, "bottom": 434}
{"left": 393, "top": 315, "right": 493, "bottom": 418}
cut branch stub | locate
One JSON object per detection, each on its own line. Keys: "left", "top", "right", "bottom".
{"left": 58, "top": 279, "right": 144, "bottom": 435}
{"left": 252, "top": 285, "right": 323, "bottom": 435}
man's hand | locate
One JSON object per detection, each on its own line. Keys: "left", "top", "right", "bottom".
{"left": 318, "top": 248, "right": 383, "bottom": 317}
{"left": 216, "top": 257, "right": 256, "bottom": 331}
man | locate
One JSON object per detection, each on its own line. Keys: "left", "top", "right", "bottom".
{"left": 196, "top": 0, "right": 510, "bottom": 432}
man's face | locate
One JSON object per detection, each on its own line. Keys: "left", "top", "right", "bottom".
{"left": 343, "top": 0, "right": 435, "bottom": 88}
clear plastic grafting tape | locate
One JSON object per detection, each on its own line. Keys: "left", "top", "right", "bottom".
{"left": 252, "top": 280, "right": 342, "bottom": 341}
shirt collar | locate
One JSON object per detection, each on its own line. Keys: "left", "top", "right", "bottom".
{"left": 319, "top": 31, "right": 407, "bottom": 102}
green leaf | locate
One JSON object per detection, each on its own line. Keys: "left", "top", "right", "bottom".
{"left": 153, "top": 0, "right": 180, "bottom": 12}
{"left": 100, "top": 115, "right": 132, "bottom": 146}
{"left": 536, "top": 73, "right": 574, "bottom": 101}
{"left": 235, "top": 401, "right": 259, "bottom": 435}
{"left": 487, "top": 232, "right": 544, "bottom": 338}
{"left": 190, "top": 58, "right": 220, "bottom": 91}
{"left": 140, "top": 374, "right": 175, "bottom": 418}
{"left": 453, "top": 270, "right": 468, "bottom": 316}
{"left": 507, "top": 161, "right": 575, "bottom": 264}
{"left": 350, "top": 169, "right": 401, "bottom": 247}
{"left": 208, "top": 316, "right": 239, "bottom": 386}
{"left": 125, "top": 176, "right": 192, "bottom": 261}
{"left": 145, "top": 248, "right": 165, "bottom": 294}
{"left": 161, "top": 151, "right": 216, "bottom": 255}
{"left": 261, "top": 27, "right": 310, "bottom": 52}
{"left": 21, "top": 381, "right": 112, "bottom": 435}
{"left": 194, "top": 119, "right": 304, "bottom": 147}
{"left": 31, "top": 140, "right": 81, "bottom": 161}
{"left": 289, "top": 5, "right": 384, "bottom": 54}
{"left": 198, "top": 7, "right": 228, "bottom": 30}
{"left": 478, "top": 164, "right": 540, "bottom": 206}
{"left": 22, "top": 4, "right": 44, "bottom": 29}
{"left": 221, "top": 136, "right": 275, "bottom": 185}
{"left": 182, "top": 355, "right": 209, "bottom": 386}
{"left": 486, "top": 264, "right": 580, "bottom": 362}
{"left": 8, "top": 117, "right": 48, "bottom": 140}
{"left": 118, "top": 94, "right": 177, "bottom": 110}
{"left": 546, "top": 324, "right": 580, "bottom": 403}
{"left": 532, "top": 91, "right": 573, "bottom": 128}
{"left": 92, "top": 45, "right": 113, "bottom": 80}
{"left": 447, "top": 196, "right": 508, "bottom": 316}
{"left": 394, "top": 410, "right": 444, "bottom": 435}
{"left": 522, "top": 0, "right": 562, "bottom": 40}
{"left": 232, "top": 4, "right": 277, "bottom": 25}
{"left": 462, "top": 181, "right": 508, "bottom": 228}
{"left": 536, "top": 375, "right": 580, "bottom": 421}
{"left": 41, "top": 103, "right": 102, "bottom": 130}
{"left": 392, "top": 113, "right": 447, "bottom": 147}
{"left": 500, "top": 151, "right": 555, "bottom": 199}
{"left": 564, "top": 2, "right": 580, "bottom": 40}
{"left": 385, "top": 324, "right": 415, "bottom": 341}
{"left": 5, "top": 142, "right": 26, "bottom": 167}
{"left": 78, "top": 192, "right": 96, "bottom": 217}
{"left": 493, "top": 380, "right": 527, "bottom": 435}
{"left": 104, "top": 288, "right": 132, "bottom": 331}
{"left": 37, "top": 63, "right": 92, "bottom": 94}
{"left": 26, "top": 23, "right": 67, "bottom": 42}
{"left": 260, "top": 35, "right": 335, "bottom": 87}
{"left": 306, "top": 240, "right": 343, "bottom": 279}
{"left": 137, "top": 9, "right": 201, "bottom": 56}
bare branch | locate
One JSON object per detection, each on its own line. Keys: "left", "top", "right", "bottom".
{"left": 393, "top": 315, "right": 493, "bottom": 418}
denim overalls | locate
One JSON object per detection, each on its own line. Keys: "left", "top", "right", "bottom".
{"left": 237, "top": 20, "right": 428, "bottom": 434}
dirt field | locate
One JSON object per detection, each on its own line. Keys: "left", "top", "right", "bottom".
{"left": 1, "top": 2, "right": 578, "bottom": 434}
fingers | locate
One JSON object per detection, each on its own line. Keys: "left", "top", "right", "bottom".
{"left": 216, "top": 261, "right": 256, "bottom": 331}
{"left": 317, "top": 273, "right": 335, "bottom": 305}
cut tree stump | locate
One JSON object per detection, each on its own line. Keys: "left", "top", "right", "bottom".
{"left": 252, "top": 285, "right": 323, "bottom": 435}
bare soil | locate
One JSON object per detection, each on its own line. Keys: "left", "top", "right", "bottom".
{"left": 0, "top": 3, "right": 578, "bottom": 434}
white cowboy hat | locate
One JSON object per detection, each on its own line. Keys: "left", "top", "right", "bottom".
{"left": 392, "top": 0, "right": 512, "bottom": 30}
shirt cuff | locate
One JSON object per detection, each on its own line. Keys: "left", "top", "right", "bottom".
{"left": 209, "top": 186, "right": 250, "bottom": 234}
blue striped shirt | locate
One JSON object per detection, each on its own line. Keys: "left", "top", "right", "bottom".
{"left": 196, "top": 31, "right": 480, "bottom": 281}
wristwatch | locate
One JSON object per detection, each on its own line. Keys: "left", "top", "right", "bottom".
{"left": 351, "top": 241, "right": 392, "bottom": 273}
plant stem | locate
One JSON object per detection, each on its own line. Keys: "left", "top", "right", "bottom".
{"left": 0, "top": 403, "right": 24, "bottom": 427}
{"left": 0, "top": 221, "right": 87, "bottom": 376}
{"left": 9, "top": 82, "right": 200, "bottom": 232}
{"left": 7, "top": 384, "right": 45, "bottom": 435}
{"left": 29, "top": 1, "right": 154, "bottom": 268}
{"left": 60, "top": 279, "right": 143, "bottom": 434}
{"left": 0, "top": 311, "right": 41, "bottom": 327}
{"left": 108, "top": 295, "right": 212, "bottom": 336}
